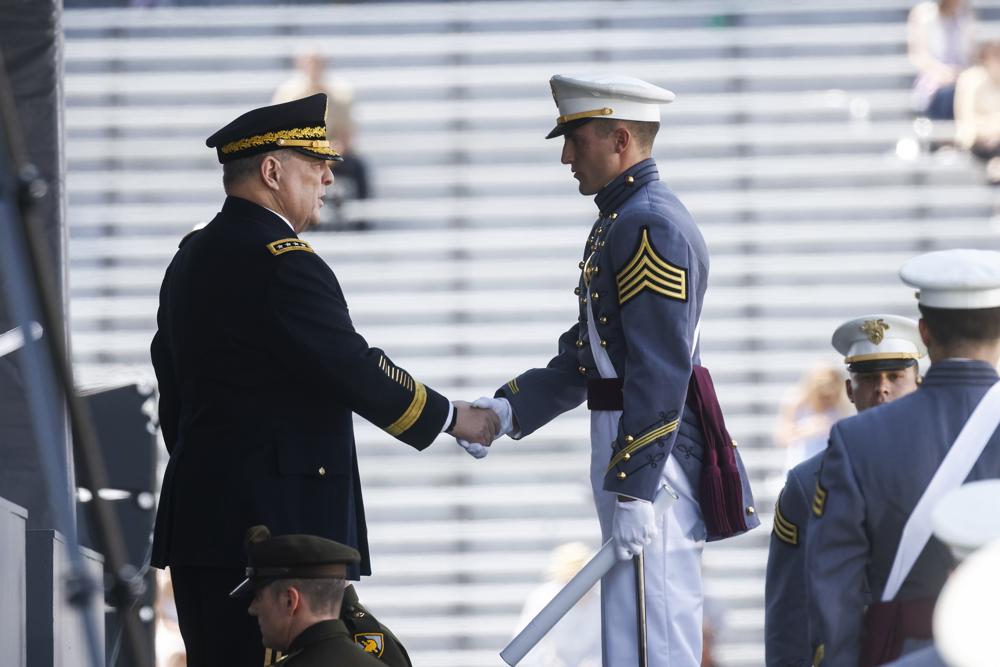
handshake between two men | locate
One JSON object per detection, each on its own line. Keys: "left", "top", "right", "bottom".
{"left": 444, "top": 395, "right": 659, "bottom": 563}
{"left": 446, "top": 397, "right": 513, "bottom": 459}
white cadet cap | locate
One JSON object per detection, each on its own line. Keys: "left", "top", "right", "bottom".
{"left": 831, "top": 314, "right": 926, "bottom": 371}
{"left": 931, "top": 480, "right": 1000, "bottom": 562}
{"left": 546, "top": 74, "right": 675, "bottom": 139}
{"left": 899, "top": 249, "right": 1000, "bottom": 309}
{"left": 934, "top": 538, "right": 1000, "bottom": 667}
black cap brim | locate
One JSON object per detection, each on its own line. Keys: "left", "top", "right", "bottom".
{"left": 229, "top": 577, "right": 270, "bottom": 599}
{"left": 289, "top": 146, "right": 344, "bottom": 163}
{"left": 848, "top": 358, "right": 919, "bottom": 374}
{"left": 545, "top": 118, "right": 593, "bottom": 140}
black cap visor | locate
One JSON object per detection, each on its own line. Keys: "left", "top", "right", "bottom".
{"left": 847, "top": 358, "right": 918, "bottom": 374}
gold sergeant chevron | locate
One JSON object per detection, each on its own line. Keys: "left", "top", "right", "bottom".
{"left": 616, "top": 227, "right": 687, "bottom": 305}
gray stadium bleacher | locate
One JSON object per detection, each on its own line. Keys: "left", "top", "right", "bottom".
{"left": 63, "top": 1, "right": 1000, "bottom": 665}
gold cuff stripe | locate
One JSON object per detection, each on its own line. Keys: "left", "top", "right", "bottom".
{"left": 221, "top": 126, "right": 327, "bottom": 155}
{"left": 616, "top": 229, "right": 687, "bottom": 305}
{"left": 267, "top": 238, "right": 314, "bottom": 256}
{"left": 773, "top": 495, "right": 799, "bottom": 546}
{"left": 812, "top": 482, "right": 828, "bottom": 517}
{"left": 844, "top": 352, "right": 922, "bottom": 363}
{"left": 385, "top": 382, "right": 427, "bottom": 437}
{"left": 556, "top": 106, "right": 614, "bottom": 124}
{"left": 607, "top": 419, "right": 679, "bottom": 471}
{"left": 507, "top": 378, "right": 520, "bottom": 395}
{"left": 380, "top": 356, "right": 415, "bottom": 390}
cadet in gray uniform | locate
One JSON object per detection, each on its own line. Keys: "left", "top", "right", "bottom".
{"left": 765, "top": 315, "right": 924, "bottom": 666}
{"left": 231, "top": 526, "right": 386, "bottom": 667}
{"left": 807, "top": 250, "right": 1000, "bottom": 667}
{"left": 467, "top": 74, "right": 758, "bottom": 667}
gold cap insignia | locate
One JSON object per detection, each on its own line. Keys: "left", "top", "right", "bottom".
{"left": 860, "top": 318, "right": 889, "bottom": 345}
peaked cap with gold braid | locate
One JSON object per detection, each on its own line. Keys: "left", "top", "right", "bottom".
{"left": 205, "top": 92, "right": 343, "bottom": 164}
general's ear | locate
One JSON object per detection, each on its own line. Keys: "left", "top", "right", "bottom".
{"left": 260, "top": 154, "right": 283, "bottom": 190}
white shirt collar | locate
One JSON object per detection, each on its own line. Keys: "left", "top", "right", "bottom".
{"left": 263, "top": 206, "right": 296, "bottom": 233}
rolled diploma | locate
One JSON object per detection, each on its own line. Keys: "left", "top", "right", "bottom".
{"left": 500, "top": 484, "right": 679, "bottom": 666}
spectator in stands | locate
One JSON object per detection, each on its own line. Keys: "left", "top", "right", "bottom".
{"left": 150, "top": 93, "right": 499, "bottom": 667}
{"left": 955, "top": 42, "right": 1000, "bottom": 183}
{"left": 230, "top": 526, "right": 384, "bottom": 666}
{"left": 907, "top": 0, "right": 976, "bottom": 120}
{"left": 766, "top": 315, "right": 924, "bottom": 667}
{"left": 513, "top": 542, "right": 601, "bottom": 667}
{"left": 273, "top": 51, "right": 372, "bottom": 230}
{"left": 773, "top": 364, "right": 853, "bottom": 472}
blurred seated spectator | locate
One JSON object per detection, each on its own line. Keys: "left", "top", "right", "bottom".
{"left": 774, "top": 365, "right": 853, "bottom": 471}
{"left": 955, "top": 42, "right": 1000, "bottom": 183}
{"left": 908, "top": 0, "right": 976, "bottom": 120}
{"left": 156, "top": 569, "right": 186, "bottom": 667}
{"left": 273, "top": 51, "right": 372, "bottom": 231}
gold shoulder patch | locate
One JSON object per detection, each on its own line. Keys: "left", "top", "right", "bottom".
{"left": 355, "top": 633, "right": 385, "bottom": 657}
{"left": 616, "top": 227, "right": 687, "bottom": 306}
{"left": 267, "top": 238, "right": 314, "bottom": 256}
{"left": 812, "top": 481, "right": 828, "bottom": 517}
{"left": 772, "top": 490, "right": 799, "bottom": 546}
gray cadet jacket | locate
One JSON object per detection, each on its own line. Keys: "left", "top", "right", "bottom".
{"left": 495, "top": 158, "right": 757, "bottom": 531}
{"left": 765, "top": 452, "right": 823, "bottom": 666}
{"left": 807, "top": 359, "right": 1000, "bottom": 666}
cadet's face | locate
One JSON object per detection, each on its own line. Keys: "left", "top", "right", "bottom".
{"left": 847, "top": 367, "right": 920, "bottom": 412}
{"left": 277, "top": 153, "right": 334, "bottom": 232}
{"left": 248, "top": 585, "right": 293, "bottom": 650}
{"left": 561, "top": 122, "right": 619, "bottom": 195}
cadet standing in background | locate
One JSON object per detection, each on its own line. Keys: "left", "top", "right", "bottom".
{"left": 765, "top": 314, "right": 925, "bottom": 666}
{"left": 807, "top": 249, "right": 1000, "bottom": 667}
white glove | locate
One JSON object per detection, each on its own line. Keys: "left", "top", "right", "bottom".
{"left": 612, "top": 499, "right": 658, "bottom": 561}
{"left": 471, "top": 396, "right": 514, "bottom": 436}
{"left": 456, "top": 438, "right": 489, "bottom": 459}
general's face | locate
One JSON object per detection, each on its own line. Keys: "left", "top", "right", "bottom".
{"left": 847, "top": 367, "right": 920, "bottom": 412}
{"left": 560, "top": 122, "right": 619, "bottom": 195}
{"left": 276, "top": 153, "right": 334, "bottom": 232}
{"left": 248, "top": 584, "right": 293, "bottom": 650}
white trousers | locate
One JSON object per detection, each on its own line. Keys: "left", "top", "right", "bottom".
{"left": 590, "top": 409, "right": 706, "bottom": 667}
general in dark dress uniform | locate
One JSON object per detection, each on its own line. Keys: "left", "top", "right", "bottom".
{"left": 765, "top": 315, "right": 924, "bottom": 666}
{"left": 150, "top": 93, "right": 496, "bottom": 666}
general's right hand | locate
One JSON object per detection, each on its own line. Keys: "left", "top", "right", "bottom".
{"left": 449, "top": 400, "right": 500, "bottom": 446}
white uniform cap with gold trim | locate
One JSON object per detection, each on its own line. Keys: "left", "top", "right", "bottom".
{"left": 899, "top": 249, "right": 1000, "bottom": 309}
{"left": 831, "top": 314, "right": 926, "bottom": 372}
{"left": 546, "top": 74, "right": 675, "bottom": 139}
{"left": 930, "top": 480, "right": 1000, "bottom": 562}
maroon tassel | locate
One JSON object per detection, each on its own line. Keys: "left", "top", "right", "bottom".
{"left": 700, "top": 456, "right": 732, "bottom": 539}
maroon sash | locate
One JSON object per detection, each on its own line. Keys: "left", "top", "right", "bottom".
{"left": 859, "top": 599, "right": 935, "bottom": 667}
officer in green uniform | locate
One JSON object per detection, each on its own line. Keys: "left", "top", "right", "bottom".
{"left": 231, "top": 526, "right": 410, "bottom": 667}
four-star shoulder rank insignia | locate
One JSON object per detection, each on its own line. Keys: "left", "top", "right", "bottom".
{"left": 772, "top": 490, "right": 799, "bottom": 546}
{"left": 812, "top": 480, "right": 828, "bottom": 517}
{"left": 355, "top": 633, "right": 385, "bottom": 657}
{"left": 616, "top": 227, "right": 687, "bottom": 305}
{"left": 267, "top": 238, "right": 314, "bottom": 256}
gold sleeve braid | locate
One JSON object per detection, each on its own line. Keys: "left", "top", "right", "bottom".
{"left": 385, "top": 383, "right": 427, "bottom": 437}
